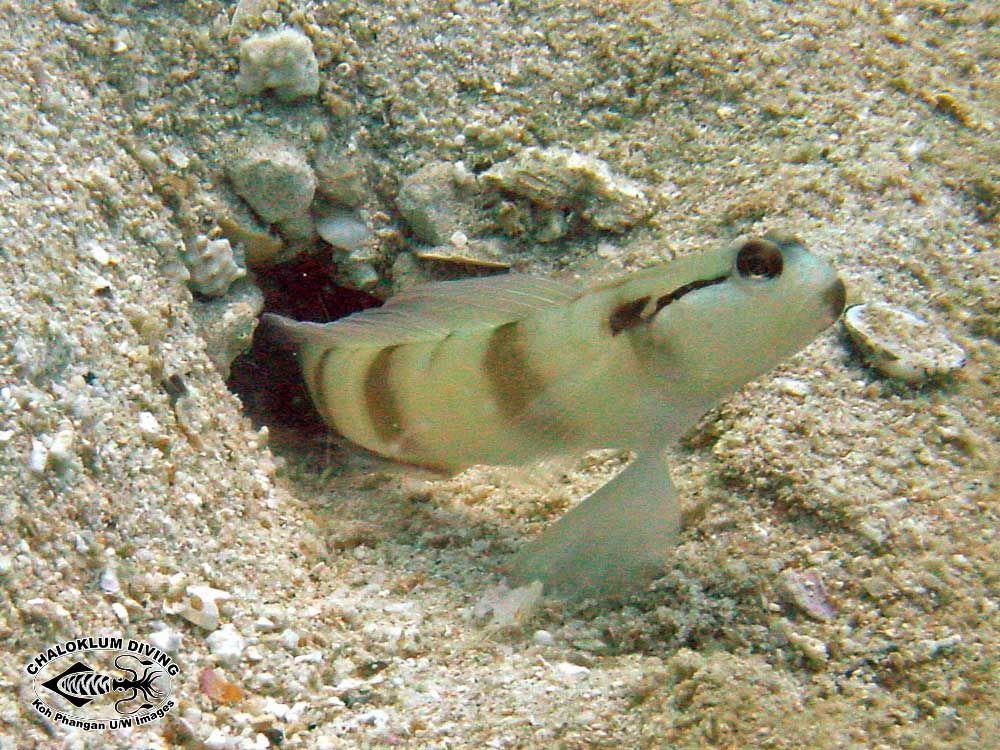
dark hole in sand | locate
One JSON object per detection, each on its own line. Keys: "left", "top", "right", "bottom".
{"left": 227, "top": 252, "right": 381, "bottom": 437}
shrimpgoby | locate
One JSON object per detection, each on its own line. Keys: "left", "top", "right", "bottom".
{"left": 265, "top": 234, "right": 846, "bottom": 598}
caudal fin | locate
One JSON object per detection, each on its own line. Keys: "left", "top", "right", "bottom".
{"left": 259, "top": 313, "right": 329, "bottom": 353}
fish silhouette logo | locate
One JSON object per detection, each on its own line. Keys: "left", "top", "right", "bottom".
{"left": 25, "top": 637, "right": 178, "bottom": 730}
{"left": 41, "top": 655, "right": 167, "bottom": 711}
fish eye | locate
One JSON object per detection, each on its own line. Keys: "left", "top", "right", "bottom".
{"left": 736, "top": 239, "right": 784, "bottom": 280}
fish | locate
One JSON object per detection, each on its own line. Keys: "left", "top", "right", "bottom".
{"left": 264, "top": 234, "right": 846, "bottom": 598}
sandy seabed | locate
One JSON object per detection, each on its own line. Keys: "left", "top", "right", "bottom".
{"left": 0, "top": 1, "right": 996, "bottom": 748}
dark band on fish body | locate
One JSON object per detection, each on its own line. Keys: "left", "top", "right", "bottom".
{"left": 310, "top": 346, "right": 343, "bottom": 433}
{"left": 484, "top": 322, "right": 536, "bottom": 420}
{"left": 364, "top": 344, "right": 406, "bottom": 444}
{"left": 484, "top": 321, "right": 576, "bottom": 441}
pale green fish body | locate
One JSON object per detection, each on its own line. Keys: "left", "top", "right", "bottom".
{"left": 266, "top": 234, "right": 845, "bottom": 597}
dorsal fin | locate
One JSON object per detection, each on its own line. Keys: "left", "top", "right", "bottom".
{"left": 263, "top": 273, "right": 580, "bottom": 351}
{"left": 389, "top": 274, "right": 579, "bottom": 324}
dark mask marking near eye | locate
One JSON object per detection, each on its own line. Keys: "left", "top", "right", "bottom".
{"left": 609, "top": 296, "right": 651, "bottom": 335}
{"left": 610, "top": 275, "right": 730, "bottom": 336}
{"left": 652, "top": 275, "right": 728, "bottom": 316}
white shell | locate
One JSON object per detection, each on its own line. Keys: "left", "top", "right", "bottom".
{"left": 183, "top": 235, "right": 246, "bottom": 298}
{"left": 843, "top": 302, "right": 966, "bottom": 383}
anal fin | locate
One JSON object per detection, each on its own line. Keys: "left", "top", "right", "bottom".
{"left": 507, "top": 446, "right": 679, "bottom": 599}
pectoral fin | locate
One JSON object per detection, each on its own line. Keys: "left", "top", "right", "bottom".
{"left": 507, "top": 446, "right": 680, "bottom": 599}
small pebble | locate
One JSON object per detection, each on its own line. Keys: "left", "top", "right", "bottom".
{"left": 341, "top": 260, "right": 379, "bottom": 291}
{"left": 777, "top": 568, "right": 837, "bottom": 622}
{"left": 137, "top": 411, "right": 162, "bottom": 441}
{"left": 554, "top": 661, "right": 590, "bottom": 681}
{"left": 357, "top": 709, "right": 390, "bottom": 730}
{"left": 189, "top": 278, "right": 264, "bottom": 379}
{"left": 254, "top": 616, "right": 278, "bottom": 632}
{"left": 261, "top": 604, "right": 286, "bottom": 625}
{"left": 481, "top": 146, "right": 651, "bottom": 233}
{"left": 148, "top": 625, "right": 183, "bottom": 654}
{"left": 25, "top": 598, "right": 72, "bottom": 628}
{"left": 27, "top": 439, "right": 48, "bottom": 474}
{"left": 573, "top": 638, "right": 610, "bottom": 654}
{"left": 99, "top": 565, "right": 121, "bottom": 595}
{"left": 844, "top": 302, "right": 966, "bottom": 383}
{"left": 786, "top": 629, "right": 829, "bottom": 666}
{"left": 533, "top": 629, "right": 554, "bottom": 646}
{"left": 918, "top": 634, "right": 962, "bottom": 659}
{"left": 397, "top": 161, "right": 479, "bottom": 246}
{"left": 228, "top": 140, "right": 316, "bottom": 225}
{"left": 73, "top": 533, "right": 91, "bottom": 554}
{"left": 47, "top": 428, "right": 75, "bottom": 469}
{"left": 165, "top": 146, "right": 191, "bottom": 170}
{"left": 314, "top": 153, "right": 367, "bottom": 206}
{"left": 207, "top": 624, "right": 247, "bottom": 665}
{"left": 858, "top": 519, "right": 887, "bottom": 545}
{"left": 315, "top": 205, "right": 371, "bottom": 252}
{"left": 773, "top": 377, "right": 811, "bottom": 398}
{"left": 473, "top": 581, "right": 544, "bottom": 626}
{"left": 87, "top": 241, "right": 111, "bottom": 265}
{"left": 204, "top": 728, "right": 230, "bottom": 750}
{"left": 200, "top": 667, "right": 244, "bottom": 704}
{"left": 183, "top": 235, "right": 245, "bottom": 298}
{"left": 279, "top": 628, "right": 301, "bottom": 650}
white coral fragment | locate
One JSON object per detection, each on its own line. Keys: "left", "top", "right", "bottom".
{"left": 237, "top": 28, "right": 319, "bottom": 102}
{"left": 180, "top": 584, "right": 232, "bottom": 631}
{"left": 183, "top": 235, "right": 246, "bottom": 298}
{"left": 481, "top": 147, "right": 651, "bottom": 232}
{"left": 190, "top": 279, "right": 265, "bottom": 379}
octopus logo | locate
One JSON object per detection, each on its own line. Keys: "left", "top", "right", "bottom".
{"left": 25, "top": 637, "right": 178, "bottom": 730}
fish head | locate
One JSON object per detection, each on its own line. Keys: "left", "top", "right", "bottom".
{"left": 638, "top": 234, "right": 845, "bottom": 400}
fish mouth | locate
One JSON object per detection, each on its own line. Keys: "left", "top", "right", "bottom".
{"left": 824, "top": 276, "right": 847, "bottom": 323}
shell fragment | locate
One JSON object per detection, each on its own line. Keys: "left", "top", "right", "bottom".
{"left": 844, "top": 302, "right": 966, "bottom": 383}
